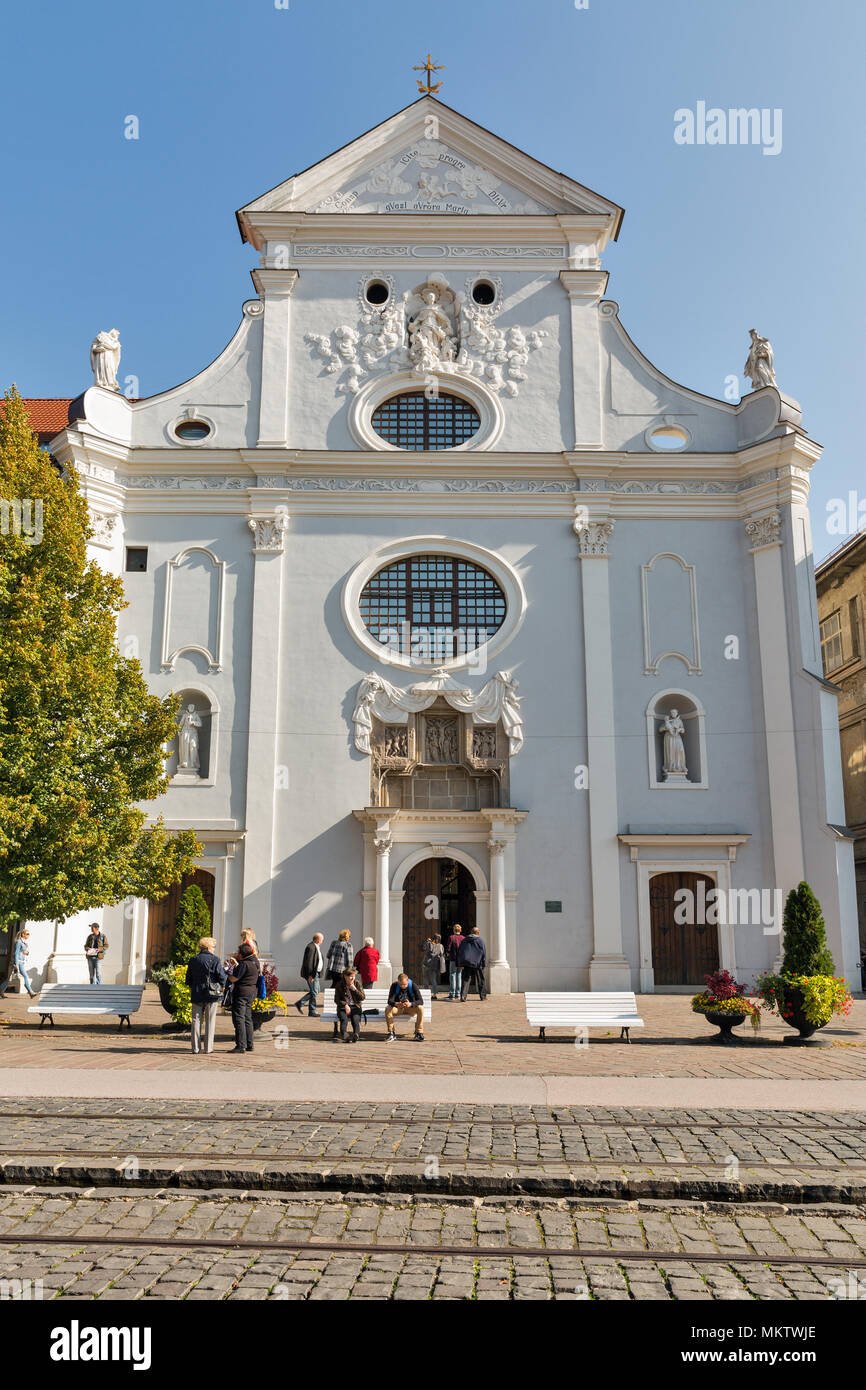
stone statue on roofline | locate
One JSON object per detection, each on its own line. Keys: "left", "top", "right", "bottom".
{"left": 743, "top": 329, "right": 776, "bottom": 391}
{"left": 90, "top": 328, "right": 122, "bottom": 391}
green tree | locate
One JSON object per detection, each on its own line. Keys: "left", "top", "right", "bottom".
{"left": 780, "top": 881, "right": 836, "bottom": 977}
{"left": 0, "top": 387, "right": 199, "bottom": 933}
{"left": 169, "top": 884, "right": 211, "bottom": 965}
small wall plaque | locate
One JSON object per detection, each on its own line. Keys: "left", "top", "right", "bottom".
{"left": 544, "top": 900, "right": 562, "bottom": 913}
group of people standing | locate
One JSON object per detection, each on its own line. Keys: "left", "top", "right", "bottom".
{"left": 185, "top": 927, "right": 261, "bottom": 1056}
{"left": 422, "top": 924, "right": 488, "bottom": 1002}
{"left": 294, "top": 923, "right": 487, "bottom": 1043}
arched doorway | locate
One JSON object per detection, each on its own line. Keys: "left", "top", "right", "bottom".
{"left": 145, "top": 869, "right": 215, "bottom": 976}
{"left": 401, "top": 857, "right": 476, "bottom": 981}
{"left": 649, "top": 871, "right": 719, "bottom": 985}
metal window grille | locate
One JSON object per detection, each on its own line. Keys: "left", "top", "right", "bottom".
{"left": 359, "top": 553, "right": 506, "bottom": 658}
{"left": 371, "top": 392, "right": 480, "bottom": 450}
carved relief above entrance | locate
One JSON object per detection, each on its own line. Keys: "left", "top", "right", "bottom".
{"left": 370, "top": 702, "right": 508, "bottom": 810}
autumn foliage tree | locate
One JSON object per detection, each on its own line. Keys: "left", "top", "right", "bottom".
{"left": 0, "top": 387, "right": 199, "bottom": 934}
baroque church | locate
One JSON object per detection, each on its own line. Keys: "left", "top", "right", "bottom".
{"left": 21, "top": 94, "right": 860, "bottom": 993}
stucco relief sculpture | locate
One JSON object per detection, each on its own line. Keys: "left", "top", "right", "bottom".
{"left": 305, "top": 274, "right": 544, "bottom": 399}
{"left": 407, "top": 285, "right": 458, "bottom": 370}
{"left": 352, "top": 669, "right": 523, "bottom": 757}
{"left": 177, "top": 704, "right": 202, "bottom": 773}
{"left": 743, "top": 329, "right": 777, "bottom": 391}
{"left": 660, "top": 709, "right": 689, "bottom": 783}
{"left": 425, "top": 717, "right": 459, "bottom": 764}
{"left": 90, "top": 329, "right": 122, "bottom": 391}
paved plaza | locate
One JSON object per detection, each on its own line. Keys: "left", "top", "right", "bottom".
{"left": 1, "top": 988, "right": 865, "bottom": 1082}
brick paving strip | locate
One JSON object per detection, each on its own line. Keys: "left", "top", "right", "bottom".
{"left": 2, "top": 1101, "right": 866, "bottom": 1203}
{"left": 0, "top": 1188, "right": 864, "bottom": 1299}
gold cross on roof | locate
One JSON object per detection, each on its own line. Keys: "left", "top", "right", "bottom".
{"left": 414, "top": 53, "right": 444, "bottom": 95}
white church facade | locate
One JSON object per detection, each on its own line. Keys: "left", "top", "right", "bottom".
{"left": 28, "top": 96, "right": 859, "bottom": 993}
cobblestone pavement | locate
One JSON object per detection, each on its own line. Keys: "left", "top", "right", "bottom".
{"left": 1, "top": 989, "right": 865, "bottom": 1078}
{"left": 1, "top": 1188, "right": 864, "bottom": 1300}
{"left": 1, "top": 1101, "right": 865, "bottom": 1203}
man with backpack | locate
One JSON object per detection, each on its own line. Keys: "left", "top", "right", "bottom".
{"left": 457, "top": 927, "right": 488, "bottom": 1001}
{"left": 384, "top": 973, "right": 425, "bottom": 1042}
{"left": 185, "top": 937, "right": 228, "bottom": 1055}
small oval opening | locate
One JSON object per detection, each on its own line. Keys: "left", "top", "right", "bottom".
{"left": 648, "top": 426, "right": 688, "bottom": 451}
{"left": 471, "top": 280, "right": 496, "bottom": 306}
{"left": 175, "top": 421, "right": 211, "bottom": 441}
{"left": 365, "top": 281, "right": 389, "bottom": 306}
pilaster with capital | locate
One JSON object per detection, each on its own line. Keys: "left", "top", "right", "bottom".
{"left": 252, "top": 267, "right": 299, "bottom": 446}
{"left": 559, "top": 269, "right": 608, "bottom": 450}
{"left": 574, "top": 517, "right": 631, "bottom": 989}
{"left": 744, "top": 511, "right": 803, "bottom": 951}
{"left": 241, "top": 509, "right": 290, "bottom": 952}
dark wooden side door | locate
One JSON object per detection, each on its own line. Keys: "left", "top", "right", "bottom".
{"left": 649, "top": 871, "right": 719, "bottom": 986}
{"left": 146, "top": 869, "right": 215, "bottom": 975}
{"left": 402, "top": 859, "right": 476, "bottom": 981}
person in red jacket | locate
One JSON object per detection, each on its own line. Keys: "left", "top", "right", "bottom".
{"left": 353, "top": 937, "right": 380, "bottom": 986}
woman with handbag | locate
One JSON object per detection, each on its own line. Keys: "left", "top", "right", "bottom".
{"left": 325, "top": 930, "right": 354, "bottom": 984}
{"left": 84, "top": 923, "right": 108, "bottom": 985}
{"left": 185, "top": 937, "right": 228, "bottom": 1055}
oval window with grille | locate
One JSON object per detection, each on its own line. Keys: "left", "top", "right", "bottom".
{"left": 359, "top": 553, "right": 506, "bottom": 661}
{"left": 371, "top": 391, "right": 481, "bottom": 451}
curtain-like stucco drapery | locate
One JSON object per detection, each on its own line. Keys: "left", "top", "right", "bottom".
{"left": 352, "top": 669, "right": 523, "bottom": 756}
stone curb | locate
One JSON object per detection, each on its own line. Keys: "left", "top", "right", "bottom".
{"left": 2, "top": 1157, "right": 866, "bottom": 1205}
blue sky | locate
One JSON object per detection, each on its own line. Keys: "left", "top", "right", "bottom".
{"left": 1, "top": 0, "right": 862, "bottom": 558}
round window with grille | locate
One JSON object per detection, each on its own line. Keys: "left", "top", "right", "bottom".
{"left": 371, "top": 391, "right": 481, "bottom": 451}
{"left": 359, "top": 553, "right": 506, "bottom": 661}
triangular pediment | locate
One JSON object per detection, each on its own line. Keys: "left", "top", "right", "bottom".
{"left": 238, "top": 97, "right": 622, "bottom": 232}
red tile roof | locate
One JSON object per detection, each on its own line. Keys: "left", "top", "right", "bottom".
{"left": 20, "top": 398, "right": 74, "bottom": 436}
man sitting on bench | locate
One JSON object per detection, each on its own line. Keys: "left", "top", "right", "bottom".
{"left": 385, "top": 973, "right": 425, "bottom": 1042}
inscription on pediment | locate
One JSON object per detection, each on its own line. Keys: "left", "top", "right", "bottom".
{"left": 311, "top": 143, "right": 553, "bottom": 216}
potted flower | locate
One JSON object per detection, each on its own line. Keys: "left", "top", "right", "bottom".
{"left": 692, "top": 969, "right": 760, "bottom": 1044}
{"left": 150, "top": 962, "right": 192, "bottom": 1029}
{"left": 755, "top": 882, "right": 853, "bottom": 1043}
{"left": 251, "top": 963, "right": 288, "bottom": 1031}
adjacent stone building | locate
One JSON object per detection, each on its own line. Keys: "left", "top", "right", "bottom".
{"left": 816, "top": 530, "right": 866, "bottom": 956}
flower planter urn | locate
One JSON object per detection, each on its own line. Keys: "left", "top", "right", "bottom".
{"left": 703, "top": 1009, "right": 747, "bottom": 1044}
{"left": 157, "top": 979, "right": 174, "bottom": 1015}
{"left": 781, "top": 986, "right": 830, "bottom": 1045}
{"left": 252, "top": 1009, "right": 276, "bottom": 1031}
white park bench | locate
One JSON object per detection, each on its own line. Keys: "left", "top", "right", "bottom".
{"left": 524, "top": 991, "right": 644, "bottom": 1043}
{"left": 28, "top": 984, "right": 145, "bottom": 1031}
{"left": 320, "top": 987, "right": 433, "bottom": 1035}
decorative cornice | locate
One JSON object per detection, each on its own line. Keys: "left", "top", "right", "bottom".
{"left": 745, "top": 510, "right": 783, "bottom": 551}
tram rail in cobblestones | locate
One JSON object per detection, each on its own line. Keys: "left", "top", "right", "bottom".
{"left": 1, "top": 1230, "right": 865, "bottom": 1268}
{"left": 1, "top": 1146, "right": 865, "bottom": 1171}
{"left": 1, "top": 1108, "right": 862, "bottom": 1132}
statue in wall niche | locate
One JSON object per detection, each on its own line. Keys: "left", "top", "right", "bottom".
{"left": 177, "top": 703, "right": 202, "bottom": 772}
{"left": 660, "top": 709, "right": 689, "bottom": 782}
{"left": 743, "top": 329, "right": 776, "bottom": 391}
{"left": 408, "top": 286, "right": 457, "bottom": 370}
{"left": 90, "top": 328, "right": 122, "bottom": 391}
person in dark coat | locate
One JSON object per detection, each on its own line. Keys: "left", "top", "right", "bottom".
{"left": 457, "top": 928, "right": 487, "bottom": 1001}
{"left": 296, "top": 933, "right": 324, "bottom": 1017}
{"left": 226, "top": 941, "right": 260, "bottom": 1054}
{"left": 333, "top": 967, "right": 365, "bottom": 1043}
{"left": 185, "top": 937, "right": 228, "bottom": 1055}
